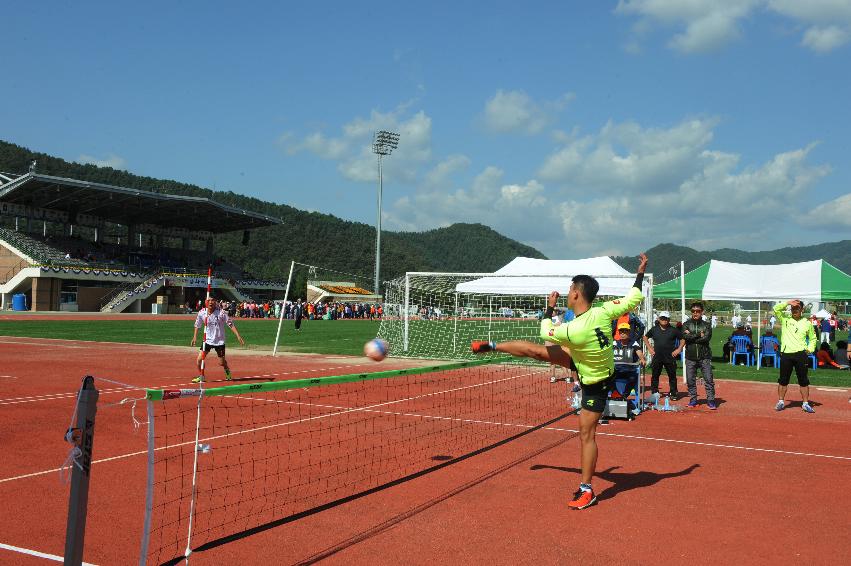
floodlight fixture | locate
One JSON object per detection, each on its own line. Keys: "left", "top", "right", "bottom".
{"left": 371, "top": 130, "right": 400, "bottom": 294}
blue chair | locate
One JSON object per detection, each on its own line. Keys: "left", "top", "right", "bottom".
{"left": 808, "top": 353, "right": 818, "bottom": 369}
{"left": 759, "top": 336, "right": 780, "bottom": 368}
{"left": 730, "top": 335, "right": 754, "bottom": 366}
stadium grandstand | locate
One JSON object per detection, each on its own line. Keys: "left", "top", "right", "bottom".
{"left": 0, "top": 171, "right": 285, "bottom": 312}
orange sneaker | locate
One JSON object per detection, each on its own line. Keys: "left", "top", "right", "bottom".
{"left": 568, "top": 488, "right": 597, "bottom": 510}
{"left": 471, "top": 340, "right": 495, "bottom": 353}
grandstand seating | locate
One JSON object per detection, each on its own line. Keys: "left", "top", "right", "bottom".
{"left": 0, "top": 227, "right": 88, "bottom": 267}
{"left": 0, "top": 227, "right": 246, "bottom": 276}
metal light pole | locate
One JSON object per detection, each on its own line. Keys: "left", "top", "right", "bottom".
{"left": 372, "top": 130, "right": 400, "bottom": 295}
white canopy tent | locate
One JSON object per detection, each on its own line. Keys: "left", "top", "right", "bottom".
{"left": 455, "top": 256, "right": 641, "bottom": 296}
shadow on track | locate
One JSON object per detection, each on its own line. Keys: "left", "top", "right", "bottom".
{"left": 530, "top": 463, "right": 700, "bottom": 501}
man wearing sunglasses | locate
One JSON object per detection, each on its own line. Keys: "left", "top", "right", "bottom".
{"left": 682, "top": 302, "right": 716, "bottom": 409}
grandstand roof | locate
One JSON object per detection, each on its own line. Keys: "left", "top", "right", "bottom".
{"left": 0, "top": 173, "right": 281, "bottom": 233}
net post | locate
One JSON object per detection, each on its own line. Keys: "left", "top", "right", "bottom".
{"left": 138, "top": 400, "right": 155, "bottom": 566}
{"left": 183, "top": 390, "right": 205, "bottom": 560}
{"left": 403, "top": 273, "right": 410, "bottom": 352}
{"left": 453, "top": 292, "right": 459, "bottom": 353}
{"left": 63, "top": 375, "right": 99, "bottom": 566}
{"left": 273, "top": 260, "right": 296, "bottom": 356}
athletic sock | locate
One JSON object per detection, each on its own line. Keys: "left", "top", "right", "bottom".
{"left": 579, "top": 483, "right": 592, "bottom": 493}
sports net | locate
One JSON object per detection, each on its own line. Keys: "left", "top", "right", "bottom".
{"left": 378, "top": 272, "right": 650, "bottom": 360}
{"left": 140, "top": 360, "right": 572, "bottom": 564}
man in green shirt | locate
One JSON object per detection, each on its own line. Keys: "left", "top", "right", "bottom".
{"left": 773, "top": 299, "right": 817, "bottom": 413}
{"left": 472, "top": 253, "right": 648, "bottom": 510}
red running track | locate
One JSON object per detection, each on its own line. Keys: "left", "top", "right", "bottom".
{"left": 0, "top": 336, "right": 849, "bottom": 565}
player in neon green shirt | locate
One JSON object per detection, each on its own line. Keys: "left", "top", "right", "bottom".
{"left": 472, "top": 253, "right": 648, "bottom": 510}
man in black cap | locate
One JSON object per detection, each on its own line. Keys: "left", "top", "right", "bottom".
{"left": 643, "top": 311, "right": 684, "bottom": 399}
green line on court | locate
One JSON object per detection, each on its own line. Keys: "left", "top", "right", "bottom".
{"left": 145, "top": 358, "right": 497, "bottom": 401}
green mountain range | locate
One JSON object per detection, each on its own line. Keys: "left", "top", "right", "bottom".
{"left": 2, "top": 140, "right": 849, "bottom": 283}
{"left": 613, "top": 242, "right": 851, "bottom": 282}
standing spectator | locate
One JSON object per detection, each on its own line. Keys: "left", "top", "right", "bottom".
{"left": 769, "top": 314, "right": 777, "bottom": 330}
{"left": 294, "top": 299, "right": 304, "bottom": 331}
{"left": 681, "top": 302, "right": 716, "bottom": 409}
{"left": 711, "top": 313, "right": 718, "bottom": 329}
{"left": 773, "top": 299, "right": 817, "bottom": 413}
{"left": 829, "top": 313, "right": 838, "bottom": 342}
{"left": 820, "top": 315, "right": 832, "bottom": 345}
{"left": 643, "top": 311, "right": 684, "bottom": 399}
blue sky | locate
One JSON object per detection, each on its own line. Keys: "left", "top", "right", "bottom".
{"left": 3, "top": 1, "right": 850, "bottom": 259}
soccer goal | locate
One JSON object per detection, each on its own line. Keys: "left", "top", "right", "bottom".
{"left": 377, "top": 271, "right": 654, "bottom": 360}
{"left": 272, "top": 261, "right": 379, "bottom": 355}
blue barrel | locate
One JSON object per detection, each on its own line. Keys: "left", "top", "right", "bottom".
{"left": 12, "top": 294, "right": 27, "bottom": 311}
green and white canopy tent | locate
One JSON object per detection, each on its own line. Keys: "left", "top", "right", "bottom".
{"left": 653, "top": 259, "right": 851, "bottom": 302}
{"left": 654, "top": 259, "right": 851, "bottom": 368}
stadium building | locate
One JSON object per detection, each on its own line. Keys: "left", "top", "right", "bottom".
{"left": 0, "top": 171, "right": 286, "bottom": 312}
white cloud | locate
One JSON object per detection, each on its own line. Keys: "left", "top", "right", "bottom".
{"left": 801, "top": 25, "right": 851, "bottom": 52}
{"left": 538, "top": 118, "right": 717, "bottom": 194}
{"left": 615, "top": 0, "right": 760, "bottom": 53}
{"left": 801, "top": 193, "right": 851, "bottom": 229}
{"left": 388, "top": 166, "right": 554, "bottom": 244}
{"left": 281, "top": 105, "right": 433, "bottom": 184}
{"left": 77, "top": 154, "right": 127, "bottom": 170}
{"left": 422, "top": 154, "right": 471, "bottom": 189}
{"left": 616, "top": 0, "right": 851, "bottom": 53}
{"left": 388, "top": 115, "right": 832, "bottom": 258}
{"left": 482, "top": 90, "right": 575, "bottom": 134}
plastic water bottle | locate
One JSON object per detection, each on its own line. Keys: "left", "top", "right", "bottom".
{"left": 664, "top": 395, "right": 670, "bottom": 411}
{"left": 572, "top": 391, "right": 581, "bottom": 410}
{"left": 197, "top": 443, "right": 212, "bottom": 454}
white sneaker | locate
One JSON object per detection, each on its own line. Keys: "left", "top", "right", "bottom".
{"left": 774, "top": 400, "right": 785, "bottom": 411}
{"left": 802, "top": 402, "right": 815, "bottom": 414}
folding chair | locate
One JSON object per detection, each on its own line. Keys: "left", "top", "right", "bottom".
{"left": 730, "top": 335, "right": 754, "bottom": 366}
{"left": 759, "top": 336, "right": 780, "bottom": 368}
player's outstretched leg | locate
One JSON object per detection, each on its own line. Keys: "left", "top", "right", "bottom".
{"left": 471, "top": 340, "right": 573, "bottom": 368}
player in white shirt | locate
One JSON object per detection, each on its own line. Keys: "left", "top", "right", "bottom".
{"left": 191, "top": 297, "right": 245, "bottom": 383}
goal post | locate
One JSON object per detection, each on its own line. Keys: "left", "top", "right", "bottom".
{"left": 378, "top": 271, "right": 654, "bottom": 361}
{"left": 272, "top": 261, "right": 379, "bottom": 355}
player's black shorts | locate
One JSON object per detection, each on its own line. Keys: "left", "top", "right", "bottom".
{"left": 201, "top": 343, "right": 226, "bottom": 356}
{"left": 778, "top": 351, "right": 809, "bottom": 387}
{"left": 580, "top": 376, "right": 613, "bottom": 413}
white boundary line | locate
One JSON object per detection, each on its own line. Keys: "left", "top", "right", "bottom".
{"left": 0, "top": 541, "right": 97, "bottom": 565}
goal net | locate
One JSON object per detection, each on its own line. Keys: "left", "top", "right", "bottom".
{"left": 272, "top": 261, "right": 379, "bottom": 355}
{"left": 377, "top": 271, "right": 653, "bottom": 361}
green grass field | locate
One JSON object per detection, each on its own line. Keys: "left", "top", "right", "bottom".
{"left": 0, "top": 317, "right": 848, "bottom": 386}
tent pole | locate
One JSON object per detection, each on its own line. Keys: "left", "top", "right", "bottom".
{"left": 680, "top": 261, "right": 686, "bottom": 377}
{"left": 756, "top": 301, "right": 762, "bottom": 369}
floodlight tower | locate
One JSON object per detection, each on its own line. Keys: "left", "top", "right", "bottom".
{"left": 372, "top": 130, "right": 400, "bottom": 295}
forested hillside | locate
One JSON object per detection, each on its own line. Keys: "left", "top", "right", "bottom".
{"left": 0, "top": 140, "right": 545, "bottom": 282}
{"left": 613, "top": 242, "right": 851, "bottom": 282}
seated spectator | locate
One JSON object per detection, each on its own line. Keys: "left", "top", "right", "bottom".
{"left": 816, "top": 342, "right": 841, "bottom": 369}
{"left": 834, "top": 340, "right": 850, "bottom": 370}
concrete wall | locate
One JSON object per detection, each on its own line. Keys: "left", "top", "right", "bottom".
{"left": 77, "top": 286, "right": 114, "bottom": 312}
{"left": 0, "top": 242, "right": 30, "bottom": 283}
{"left": 32, "top": 277, "right": 61, "bottom": 311}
